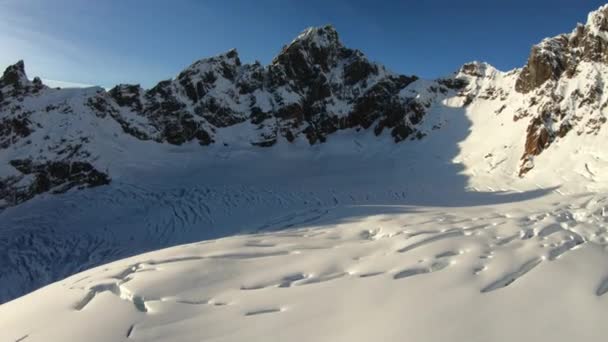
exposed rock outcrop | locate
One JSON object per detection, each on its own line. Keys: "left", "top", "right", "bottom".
{"left": 1, "top": 160, "right": 109, "bottom": 208}
{"left": 515, "top": 5, "right": 608, "bottom": 94}
{"left": 513, "top": 5, "right": 608, "bottom": 175}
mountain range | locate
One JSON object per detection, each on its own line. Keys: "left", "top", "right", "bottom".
{"left": 2, "top": 5, "right": 608, "bottom": 208}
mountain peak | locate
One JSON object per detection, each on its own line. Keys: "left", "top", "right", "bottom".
{"left": 218, "top": 48, "right": 240, "bottom": 61}
{"left": 271, "top": 25, "right": 349, "bottom": 77}
{"left": 190, "top": 48, "right": 241, "bottom": 67}
{"left": 177, "top": 48, "right": 242, "bottom": 86}
{"left": 292, "top": 25, "right": 341, "bottom": 48}
{"left": 1, "top": 60, "right": 29, "bottom": 88}
{"left": 458, "top": 61, "right": 498, "bottom": 78}
{"left": 586, "top": 4, "right": 608, "bottom": 36}
{"left": 515, "top": 4, "right": 608, "bottom": 94}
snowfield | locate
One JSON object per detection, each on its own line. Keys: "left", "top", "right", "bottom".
{"left": 3, "top": 191, "right": 608, "bottom": 342}
{"left": 2, "top": 122, "right": 608, "bottom": 341}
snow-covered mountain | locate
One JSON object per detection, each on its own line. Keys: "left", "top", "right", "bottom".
{"left": 4, "top": 8, "right": 608, "bottom": 209}
{"left": 3, "top": 4, "right": 608, "bottom": 341}
{"left": 0, "top": 25, "right": 440, "bottom": 208}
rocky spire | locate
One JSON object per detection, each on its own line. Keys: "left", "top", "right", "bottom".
{"left": 585, "top": 4, "right": 608, "bottom": 37}
{"left": 290, "top": 25, "right": 342, "bottom": 49}
{"left": 1, "top": 60, "right": 29, "bottom": 89}
{"left": 271, "top": 25, "right": 349, "bottom": 83}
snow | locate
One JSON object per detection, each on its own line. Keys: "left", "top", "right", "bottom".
{"left": 290, "top": 25, "right": 339, "bottom": 50}
{"left": 2, "top": 191, "right": 608, "bottom": 342}
{"left": 5, "top": 7, "right": 608, "bottom": 341}
{"left": 2, "top": 85, "right": 608, "bottom": 339}
{"left": 39, "top": 78, "right": 96, "bottom": 89}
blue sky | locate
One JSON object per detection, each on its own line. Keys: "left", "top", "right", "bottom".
{"left": 1, "top": 0, "right": 606, "bottom": 88}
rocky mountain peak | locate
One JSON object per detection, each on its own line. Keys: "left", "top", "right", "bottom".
{"left": 514, "top": 35, "right": 570, "bottom": 93}
{"left": 516, "top": 4, "right": 608, "bottom": 94}
{"left": 585, "top": 4, "right": 608, "bottom": 36}
{"left": 0, "top": 61, "right": 45, "bottom": 100}
{"left": 458, "top": 61, "right": 497, "bottom": 78}
{"left": 191, "top": 49, "right": 241, "bottom": 68}
{"left": 291, "top": 25, "right": 341, "bottom": 49}
{"left": 179, "top": 49, "right": 242, "bottom": 81}
{"left": 1, "top": 60, "right": 29, "bottom": 89}
{"left": 271, "top": 25, "right": 348, "bottom": 81}
{"left": 511, "top": 4, "right": 608, "bottom": 175}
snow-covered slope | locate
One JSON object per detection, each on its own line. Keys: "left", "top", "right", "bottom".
{"left": 3, "top": 4, "right": 608, "bottom": 341}
{"left": 2, "top": 193, "right": 608, "bottom": 342}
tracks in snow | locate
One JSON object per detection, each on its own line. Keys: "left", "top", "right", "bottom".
{"left": 3, "top": 187, "right": 608, "bottom": 308}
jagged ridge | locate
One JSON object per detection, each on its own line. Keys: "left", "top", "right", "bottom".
{"left": 4, "top": 3, "right": 608, "bottom": 206}
{"left": 0, "top": 25, "right": 463, "bottom": 207}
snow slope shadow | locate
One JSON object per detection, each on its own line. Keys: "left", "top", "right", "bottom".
{"left": 0, "top": 100, "right": 554, "bottom": 303}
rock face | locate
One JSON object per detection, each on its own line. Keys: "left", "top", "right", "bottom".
{"left": 0, "top": 64, "right": 115, "bottom": 208}
{"left": 515, "top": 36, "right": 571, "bottom": 94}
{"left": 1, "top": 160, "right": 109, "bottom": 206}
{"left": 105, "top": 26, "right": 427, "bottom": 147}
{"left": 0, "top": 60, "right": 43, "bottom": 96}
{"left": 516, "top": 6, "right": 608, "bottom": 94}
{"left": 513, "top": 5, "right": 608, "bottom": 174}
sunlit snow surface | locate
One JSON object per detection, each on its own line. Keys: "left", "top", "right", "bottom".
{"left": 3, "top": 193, "right": 608, "bottom": 342}
{"left": 3, "top": 124, "right": 608, "bottom": 341}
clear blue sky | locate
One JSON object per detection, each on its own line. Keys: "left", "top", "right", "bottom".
{"left": 0, "top": 0, "right": 605, "bottom": 88}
